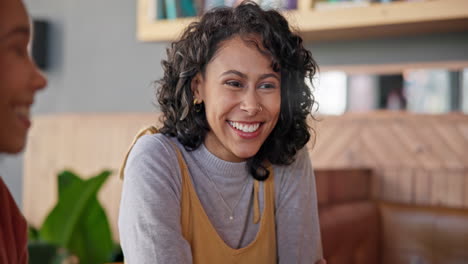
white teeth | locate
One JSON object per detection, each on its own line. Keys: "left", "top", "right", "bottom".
{"left": 228, "top": 121, "right": 261, "bottom": 133}
{"left": 14, "top": 105, "right": 30, "bottom": 119}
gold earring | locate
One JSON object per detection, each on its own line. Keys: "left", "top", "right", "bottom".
{"left": 193, "top": 98, "right": 202, "bottom": 112}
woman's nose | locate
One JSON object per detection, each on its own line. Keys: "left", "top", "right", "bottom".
{"left": 240, "top": 91, "right": 262, "bottom": 116}
{"left": 33, "top": 69, "right": 47, "bottom": 91}
{"left": 30, "top": 58, "right": 47, "bottom": 91}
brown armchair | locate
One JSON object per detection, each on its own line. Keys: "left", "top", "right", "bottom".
{"left": 316, "top": 169, "right": 468, "bottom": 264}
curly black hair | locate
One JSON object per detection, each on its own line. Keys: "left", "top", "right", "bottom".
{"left": 157, "top": 1, "right": 317, "bottom": 181}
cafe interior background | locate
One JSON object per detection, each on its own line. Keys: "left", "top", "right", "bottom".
{"left": 1, "top": 0, "right": 468, "bottom": 263}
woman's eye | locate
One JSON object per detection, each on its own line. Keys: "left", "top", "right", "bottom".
{"left": 13, "top": 45, "right": 28, "bottom": 57}
{"left": 258, "top": 83, "right": 276, "bottom": 89}
{"left": 226, "top": 80, "right": 243, "bottom": 88}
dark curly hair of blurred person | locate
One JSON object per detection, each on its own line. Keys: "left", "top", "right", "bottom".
{"left": 157, "top": 1, "right": 318, "bottom": 181}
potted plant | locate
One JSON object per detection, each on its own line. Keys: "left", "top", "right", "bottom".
{"left": 28, "top": 170, "right": 122, "bottom": 264}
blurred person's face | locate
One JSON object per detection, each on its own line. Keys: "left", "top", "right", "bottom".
{"left": 192, "top": 35, "right": 281, "bottom": 162}
{"left": 0, "top": 0, "right": 47, "bottom": 153}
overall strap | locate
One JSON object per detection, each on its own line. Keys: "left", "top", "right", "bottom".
{"left": 253, "top": 166, "right": 273, "bottom": 224}
{"left": 119, "top": 126, "right": 159, "bottom": 180}
{"left": 253, "top": 180, "right": 260, "bottom": 224}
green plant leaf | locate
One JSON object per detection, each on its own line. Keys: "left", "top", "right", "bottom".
{"left": 57, "top": 171, "right": 83, "bottom": 199}
{"left": 39, "top": 170, "right": 114, "bottom": 264}
{"left": 67, "top": 195, "right": 114, "bottom": 264}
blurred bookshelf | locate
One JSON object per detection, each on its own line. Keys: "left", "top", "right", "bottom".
{"left": 137, "top": 0, "right": 468, "bottom": 115}
{"left": 313, "top": 64, "right": 468, "bottom": 115}
{"left": 137, "top": 0, "right": 468, "bottom": 42}
{"left": 463, "top": 69, "right": 468, "bottom": 113}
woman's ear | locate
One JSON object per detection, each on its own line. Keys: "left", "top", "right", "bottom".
{"left": 191, "top": 73, "right": 203, "bottom": 101}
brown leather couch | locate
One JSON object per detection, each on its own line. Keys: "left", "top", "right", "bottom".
{"left": 315, "top": 169, "right": 468, "bottom": 264}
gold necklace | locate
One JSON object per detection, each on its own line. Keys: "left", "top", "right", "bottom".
{"left": 201, "top": 167, "right": 250, "bottom": 221}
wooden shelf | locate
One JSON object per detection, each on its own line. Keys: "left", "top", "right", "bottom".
{"left": 320, "top": 60, "right": 468, "bottom": 75}
{"left": 137, "top": 0, "right": 468, "bottom": 42}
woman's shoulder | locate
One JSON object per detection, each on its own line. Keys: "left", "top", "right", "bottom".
{"left": 272, "top": 147, "right": 313, "bottom": 185}
{"left": 129, "top": 133, "right": 182, "bottom": 160}
{"left": 132, "top": 133, "right": 172, "bottom": 152}
{"left": 272, "top": 147, "right": 311, "bottom": 172}
{"left": 272, "top": 147, "right": 316, "bottom": 209}
{"left": 124, "top": 133, "right": 181, "bottom": 182}
{"left": 0, "top": 177, "right": 28, "bottom": 262}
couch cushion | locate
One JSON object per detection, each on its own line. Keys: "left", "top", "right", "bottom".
{"left": 319, "top": 201, "right": 380, "bottom": 264}
{"left": 315, "top": 169, "right": 372, "bottom": 206}
{"left": 381, "top": 202, "right": 468, "bottom": 264}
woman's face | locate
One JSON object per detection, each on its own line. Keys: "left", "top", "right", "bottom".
{"left": 0, "top": 0, "right": 47, "bottom": 153}
{"left": 193, "top": 35, "right": 281, "bottom": 162}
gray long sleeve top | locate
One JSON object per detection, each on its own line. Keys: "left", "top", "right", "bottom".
{"left": 118, "top": 133, "right": 322, "bottom": 263}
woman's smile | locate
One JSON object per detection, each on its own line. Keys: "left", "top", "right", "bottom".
{"left": 227, "top": 120, "right": 263, "bottom": 139}
{"left": 228, "top": 121, "right": 262, "bottom": 133}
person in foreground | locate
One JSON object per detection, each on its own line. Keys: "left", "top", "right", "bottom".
{"left": 119, "top": 1, "right": 325, "bottom": 263}
{"left": 0, "top": 0, "right": 47, "bottom": 262}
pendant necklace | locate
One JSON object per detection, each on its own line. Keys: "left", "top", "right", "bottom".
{"left": 203, "top": 167, "right": 250, "bottom": 221}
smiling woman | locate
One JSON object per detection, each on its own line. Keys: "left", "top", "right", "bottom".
{"left": 0, "top": 0, "right": 46, "bottom": 154}
{"left": 119, "top": 1, "right": 323, "bottom": 263}
{"left": 192, "top": 35, "right": 282, "bottom": 163}
{"left": 0, "top": 0, "right": 47, "bottom": 263}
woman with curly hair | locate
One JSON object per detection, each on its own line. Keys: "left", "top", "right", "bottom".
{"left": 119, "top": 1, "right": 324, "bottom": 263}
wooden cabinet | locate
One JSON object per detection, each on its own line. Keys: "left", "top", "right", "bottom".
{"left": 137, "top": 0, "right": 468, "bottom": 42}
